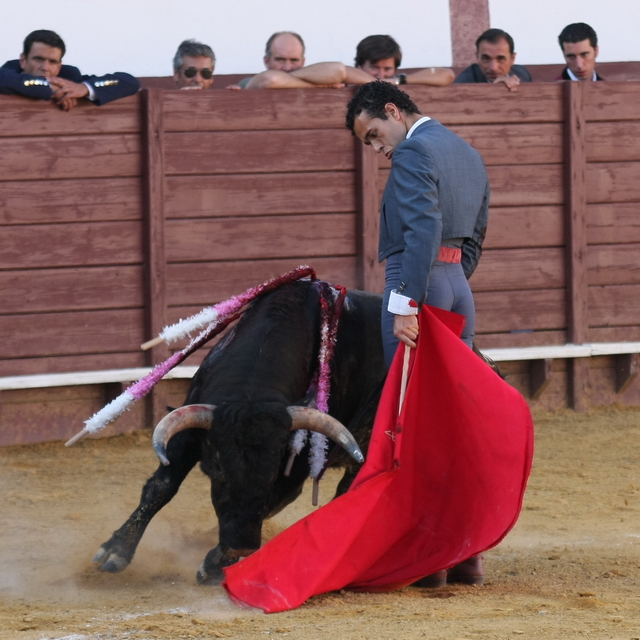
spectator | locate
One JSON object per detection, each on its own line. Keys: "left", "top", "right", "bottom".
{"left": 557, "top": 23, "right": 603, "bottom": 81}
{"left": 232, "top": 31, "right": 372, "bottom": 89}
{"left": 173, "top": 39, "right": 215, "bottom": 90}
{"left": 454, "top": 28, "right": 531, "bottom": 92}
{"left": 355, "top": 35, "right": 454, "bottom": 86}
{"left": 0, "top": 30, "right": 140, "bottom": 110}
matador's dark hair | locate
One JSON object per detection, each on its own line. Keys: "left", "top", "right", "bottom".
{"left": 345, "top": 81, "right": 421, "bottom": 134}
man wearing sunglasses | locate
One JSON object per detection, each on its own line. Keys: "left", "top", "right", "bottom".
{"left": 1, "top": 29, "right": 140, "bottom": 110}
{"left": 173, "top": 40, "right": 216, "bottom": 90}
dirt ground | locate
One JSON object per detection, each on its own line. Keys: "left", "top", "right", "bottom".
{"left": 1, "top": 406, "right": 639, "bottom": 640}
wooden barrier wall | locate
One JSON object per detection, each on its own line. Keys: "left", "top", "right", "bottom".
{"left": 1, "top": 82, "right": 639, "bottom": 443}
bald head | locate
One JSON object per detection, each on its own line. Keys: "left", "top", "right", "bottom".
{"left": 264, "top": 32, "right": 305, "bottom": 72}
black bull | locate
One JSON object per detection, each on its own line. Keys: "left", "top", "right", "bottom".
{"left": 93, "top": 281, "right": 387, "bottom": 583}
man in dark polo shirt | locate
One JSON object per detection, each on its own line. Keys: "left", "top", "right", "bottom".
{"left": 454, "top": 28, "right": 531, "bottom": 92}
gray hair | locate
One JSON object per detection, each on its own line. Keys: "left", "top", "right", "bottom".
{"left": 173, "top": 39, "right": 216, "bottom": 70}
{"left": 264, "top": 31, "right": 305, "bottom": 58}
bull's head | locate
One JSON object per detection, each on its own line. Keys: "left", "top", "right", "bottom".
{"left": 152, "top": 404, "right": 363, "bottom": 466}
{"left": 151, "top": 403, "right": 363, "bottom": 583}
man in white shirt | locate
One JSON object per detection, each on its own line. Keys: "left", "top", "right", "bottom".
{"left": 557, "top": 23, "right": 603, "bottom": 82}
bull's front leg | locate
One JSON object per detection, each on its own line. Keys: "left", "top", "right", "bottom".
{"left": 93, "top": 430, "right": 203, "bottom": 572}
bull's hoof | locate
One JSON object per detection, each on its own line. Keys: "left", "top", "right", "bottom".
{"left": 93, "top": 545, "right": 130, "bottom": 573}
{"left": 196, "top": 561, "right": 224, "bottom": 585}
{"left": 196, "top": 546, "right": 250, "bottom": 585}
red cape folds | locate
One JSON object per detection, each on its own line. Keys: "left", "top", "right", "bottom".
{"left": 223, "top": 305, "right": 534, "bottom": 613}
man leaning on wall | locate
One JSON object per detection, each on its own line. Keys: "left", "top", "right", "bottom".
{"left": 173, "top": 39, "right": 216, "bottom": 90}
{"left": 1, "top": 29, "right": 140, "bottom": 110}
{"left": 229, "top": 31, "right": 373, "bottom": 89}
{"left": 454, "top": 28, "right": 531, "bottom": 92}
{"left": 355, "top": 35, "right": 454, "bottom": 87}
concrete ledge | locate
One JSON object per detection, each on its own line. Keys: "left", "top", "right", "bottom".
{"left": 483, "top": 342, "right": 640, "bottom": 362}
{"left": 2, "top": 342, "right": 640, "bottom": 390}
{"left": 0, "top": 366, "right": 199, "bottom": 391}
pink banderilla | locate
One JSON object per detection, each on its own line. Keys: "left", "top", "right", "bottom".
{"left": 66, "top": 266, "right": 316, "bottom": 447}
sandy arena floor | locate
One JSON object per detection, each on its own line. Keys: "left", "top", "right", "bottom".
{"left": 0, "top": 406, "right": 639, "bottom": 640}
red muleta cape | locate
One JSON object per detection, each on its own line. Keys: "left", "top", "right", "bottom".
{"left": 223, "top": 305, "right": 534, "bottom": 612}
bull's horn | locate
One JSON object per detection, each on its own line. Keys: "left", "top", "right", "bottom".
{"left": 287, "top": 406, "right": 364, "bottom": 464}
{"left": 152, "top": 404, "right": 215, "bottom": 466}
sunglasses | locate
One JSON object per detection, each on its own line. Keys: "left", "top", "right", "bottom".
{"left": 183, "top": 67, "right": 213, "bottom": 80}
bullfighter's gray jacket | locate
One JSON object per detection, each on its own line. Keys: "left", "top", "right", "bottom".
{"left": 379, "top": 118, "right": 490, "bottom": 308}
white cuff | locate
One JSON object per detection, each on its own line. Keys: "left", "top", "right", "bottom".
{"left": 83, "top": 81, "right": 96, "bottom": 101}
{"left": 388, "top": 290, "right": 418, "bottom": 315}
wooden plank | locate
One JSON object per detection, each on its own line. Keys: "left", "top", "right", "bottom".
{"left": 615, "top": 353, "right": 638, "bottom": 394}
{"left": 569, "top": 358, "right": 590, "bottom": 411}
{"left": 141, "top": 89, "right": 169, "bottom": 365}
{"left": 584, "top": 82, "right": 640, "bottom": 121}
{"left": 0, "top": 386, "right": 148, "bottom": 446}
{"left": 564, "top": 80, "right": 588, "bottom": 345}
{"left": 355, "top": 138, "right": 383, "bottom": 292}
{"left": 0, "top": 309, "right": 145, "bottom": 359}
{"left": 587, "top": 203, "right": 640, "bottom": 244}
{"left": 505, "top": 364, "right": 569, "bottom": 411}
{"left": 587, "top": 244, "right": 640, "bottom": 286}
{"left": 588, "top": 356, "right": 640, "bottom": 407}
{"left": 165, "top": 214, "right": 356, "bottom": 263}
{"left": 0, "top": 134, "right": 141, "bottom": 181}
{"left": 0, "top": 221, "right": 143, "bottom": 269}
{"left": 588, "top": 326, "right": 640, "bottom": 344}
{"left": 164, "top": 172, "right": 356, "bottom": 218}
{"left": 586, "top": 162, "right": 640, "bottom": 203}
{"left": 166, "top": 257, "right": 358, "bottom": 306}
{"left": 164, "top": 129, "right": 354, "bottom": 175}
{"left": 448, "top": 123, "right": 564, "bottom": 166}
{"left": 474, "top": 288, "right": 566, "bottom": 334}
{"left": 588, "top": 283, "right": 640, "bottom": 327}
{"left": 486, "top": 346, "right": 589, "bottom": 361}
{"left": 162, "top": 89, "right": 353, "bottom": 131}
{"left": 473, "top": 165, "right": 565, "bottom": 206}
{"left": 483, "top": 206, "right": 564, "bottom": 249}
{"left": 0, "top": 266, "right": 143, "bottom": 314}
{"left": 377, "top": 167, "right": 565, "bottom": 209}
{"left": 0, "top": 177, "right": 142, "bottom": 225}
{"left": 586, "top": 121, "right": 640, "bottom": 162}
{"left": 529, "top": 358, "right": 554, "bottom": 400}
{"left": 471, "top": 247, "right": 565, "bottom": 292}
{"left": 475, "top": 329, "right": 568, "bottom": 350}
{"left": 0, "top": 93, "right": 141, "bottom": 137}
{"left": 0, "top": 352, "right": 148, "bottom": 378}
{"left": 402, "top": 83, "right": 565, "bottom": 125}
{"left": 376, "top": 123, "right": 564, "bottom": 169}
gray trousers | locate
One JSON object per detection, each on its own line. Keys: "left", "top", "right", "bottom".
{"left": 382, "top": 252, "right": 476, "bottom": 368}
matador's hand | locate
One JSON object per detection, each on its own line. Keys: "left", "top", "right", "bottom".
{"left": 393, "top": 314, "right": 419, "bottom": 349}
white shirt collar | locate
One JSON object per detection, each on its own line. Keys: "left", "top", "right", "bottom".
{"left": 566, "top": 67, "right": 597, "bottom": 82}
{"left": 406, "top": 116, "right": 431, "bottom": 139}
